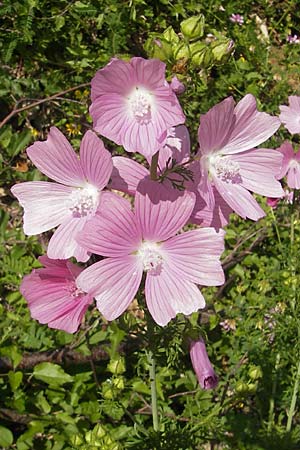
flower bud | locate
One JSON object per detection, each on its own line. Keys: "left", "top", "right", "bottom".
{"left": 173, "top": 42, "right": 190, "bottom": 61}
{"left": 190, "top": 338, "right": 218, "bottom": 389}
{"left": 107, "top": 357, "right": 125, "bottom": 374}
{"left": 211, "top": 38, "right": 235, "bottom": 63}
{"left": 144, "top": 36, "right": 173, "bottom": 61}
{"left": 248, "top": 365, "right": 263, "bottom": 380}
{"left": 170, "top": 76, "right": 185, "bottom": 95}
{"left": 190, "top": 42, "right": 213, "bottom": 68}
{"left": 180, "top": 15, "right": 205, "bottom": 41}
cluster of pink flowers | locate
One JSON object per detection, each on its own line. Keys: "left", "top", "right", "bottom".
{"left": 11, "top": 57, "right": 297, "bottom": 389}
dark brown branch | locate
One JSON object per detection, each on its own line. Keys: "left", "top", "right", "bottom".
{"left": 0, "top": 82, "right": 90, "bottom": 129}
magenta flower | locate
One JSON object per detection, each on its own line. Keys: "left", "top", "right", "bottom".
{"left": 190, "top": 338, "right": 218, "bottom": 389}
{"left": 76, "top": 179, "right": 225, "bottom": 326}
{"left": 267, "top": 189, "right": 293, "bottom": 209}
{"left": 193, "top": 94, "right": 283, "bottom": 226}
{"left": 20, "top": 256, "right": 93, "bottom": 333}
{"left": 276, "top": 141, "right": 300, "bottom": 189}
{"left": 11, "top": 128, "right": 113, "bottom": 262}
{"left": 230, "top": 13, "right": 244, "bottom": 25}
{"left": 90, "top": 57, "right": 185, "bottom": 159}
{"left": 170, "top": 76, "right": 185, "bottom": 95}
{"left": 279, "top": 96, "right": 300, "bottom": 134}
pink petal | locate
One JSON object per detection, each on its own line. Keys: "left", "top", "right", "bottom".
{"left": 21, "top": 270, "right": 93, "bottom": 333}
{"left": 130, "top": 57, "right": 167, "bottom": 89}
{"left": 77, "top": 256, "right": 143, "bottom": 320}
{"left": 145, "top": 262, "right": 206, "bottom": 326}
{"left": 110, "top": 156, "right": 149, "bottom": 195}
{"left": 158, "top": 125, "right": 191, "bottom": 171}
{"left": 91, "top": 58, "right": 134, "bottom": 99}
{"left": 190, "top": 187, "right": 232, "bottom": 228}
{"left": 26, "top": 127, "right": 85, "bottom": 186}
{"left": 79, "top": 130, "right": 112, "bottom": 190}
{"left": 47, "top": 216, "right": 90, "bottom": 262}
{"left": 279, "top": 96, "right": 300, "bottom": 134}
{"left": 287, "top": 163, "right": 300, "bottom": 189}
{"left": 11, "top": 181, "right": 72, "bottom": 235}
{"left": 233, "top": 149, "right": 284, "bottom": 197}
{"left": 222, "top": 94, "right": 280, "bottom": 154}
{"left": 161, "top": 229, "right": 225, "bottom": 286}
{"left": 135, "top": 178, "right": 195, "bottom": 241}
{"left": 198, "top": 97, "right": 235, "bottom": 154}
{"left": 213, "top": 176, "right": 265, "bottom": 220}
{"left": 78, "top": 195, "right": 142, "bottom": 257}
{"left": 276, "top": 141, "right": 297, "bottom": 179}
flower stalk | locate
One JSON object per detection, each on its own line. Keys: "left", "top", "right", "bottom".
{"left": 148, "top": 349, "right": 159, "bottom": 431}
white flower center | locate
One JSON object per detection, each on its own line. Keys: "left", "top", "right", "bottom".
{"left": 67, "top": 281, "right": 85, "bottom": 299}
{"left": 69, "top": 184, "right": 99, "bottom": 218}
{"left": 138, "top": 241, "right": 163, "bottom": 274}
{"left": 288, "top": 159, "right": 299, "bottom": 170}
{"left": 128, "top": 87, "right": 153, "bottom": 124}
{"left": 210, "top": 154, "right": 241, "bottom": 184}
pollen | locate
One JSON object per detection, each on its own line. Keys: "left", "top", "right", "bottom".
{"left": 137, "top": 241, "right": 164, "bottom": 274}
{"left": 128, "top": 87, "right": 153, "bottom": 124}
{"left": 69, "top": 184, "right": 99, "bottom": 218}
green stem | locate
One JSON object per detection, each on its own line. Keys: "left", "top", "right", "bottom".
{"left": 270, "top": 208, "right": 282, "bottom": 246}
{"left": 150, "top": 151, "right": 159, "bottom": 181}
{"left": 267, "top": 352, "right": 280, "bottom": 431}
{"left": 148, "top": 350, "right": 159, "bottom": 431}
{"left": 286, "top": 358, "right": 300, "bottom": 432}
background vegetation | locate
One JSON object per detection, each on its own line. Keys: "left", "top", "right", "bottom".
{"left": 0, "top": 0, "right": 300, "bottom": 448}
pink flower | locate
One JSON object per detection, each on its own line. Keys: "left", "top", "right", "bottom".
{"left": 11, "top": 128, "right": 113, "bottom": 262}
{"left": 276, "top": 141, "right": 300, "bottom": 188}
{"left": 267, "top": 189, "right": 293, "bottom": 208}
{"left": 193, "top": 94, "right": 283, "bottom": 226}
{"left": 287, "top": 34, "right": 300, "bottom": 44}
{"left": 230, "top": 13, "right": 244, "bottom": 25}
{"left": 90, "top": 57, "right": 185, "bottom": 159}
{"left": 20, "top": 256, "right": 93, "bottom": 333}
{"left": 76, "top": 179, "right": 225, "bottom": 326}
{"left": 190, "top": 338, "right": 218, "bottom": 389}
{"left": 279, "top": 96, "right": 300, "bottom": 134}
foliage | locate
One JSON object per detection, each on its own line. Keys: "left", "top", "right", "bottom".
{"left": 1, "top": 0, "right": 300, "bottom": 449}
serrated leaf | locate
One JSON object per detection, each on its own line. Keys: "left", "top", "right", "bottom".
{"left": 33, "top": 362, "right": 74, "bottom": 386}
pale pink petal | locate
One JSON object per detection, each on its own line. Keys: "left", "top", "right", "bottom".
{"left": 21, "top": 270, "right": 93, "bottom": 333}
{"left": 135, "top": 178, "right": 195, "bottom": 241}
{"left": 161, "top": 229, "right": 225, "bottom": 285}
{"left": 26, "top": 127, "right": 85, "bottom": 186}
{"left": 198, "top": 97, "right": 235, "bottom": 154}
{"left": 11, "top": 181, "right": 72, "bottom": 235}
{"left": 287, "top": 163, "right": 300, "bottom": 189}
{"left": 130, "top": 57, "right": 167, "bottom": 89}
{"left": 47, "top": 216, "right": 90, "bottom": 262}
{"left": 79, "top": 130, "right": 112, "bottom": 190}
{"left": 232, "top": 149, "right": 284, "bottom": 197}
{"left": 213, "top": 176, "right": 265, "bottom": 220}
{"left": 158, "top": 125, "right": 190, "bottom": 171}
{"left": 77, "top": 256, "right": 143, "bottom": 320}
{"left": 110, "top": 156, "right": 149, "bottom": 195}
{"left": 145, "top": 262, "right": 205, "bottom": 326}
{"left": 276, "top": 141, "right": 297, "bottom": 179}
{"left": 78, "top": 196, "right": 141, "bottom": 257}
{"left": 222, "top": 94, "right": 280, "bottom": 154}
{"left": 190, "top": 186, "right": 232, "bottom": 228}
{"left": 279, "top": 96, "right": 300, "bottom": 134}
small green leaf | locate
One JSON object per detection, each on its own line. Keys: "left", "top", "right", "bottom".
{"left": 0, "top": 425, "right": 13, "bottom": 447}
{"left": 33, "top": 362, "right": 73, "bottom": 386}
{"left": 8, "top": 370, "right": 23, "bottom": 391}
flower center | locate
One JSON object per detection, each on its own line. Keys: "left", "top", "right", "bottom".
{"left": 128, "top": 87, "right": 152, "bottom": 124}
{"left": 138, "top": 241, "right": 163, "bottom": 274}
{"left": 67, "top": 281, "right": 85, "bottom": 299}
{"left": 210, "top": 154, "right": 242, "bottom": 184}
{"left": 69, "top": 184, "right": 99, "bottom": 218}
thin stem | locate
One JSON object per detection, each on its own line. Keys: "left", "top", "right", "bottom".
{"left": 286, "top": 358, "right": 300, "bottom": 432}
{"left": 267, "top": 352, "right": 280, "bottom": 431}
{"left": 150, "top": 151, "right": 159, "bottom": 181}
{"left": 270, "top": 208, "right": 282, "bottom": 246}
{"left": 148, "top": 350, "right": 159, "bottom": 431}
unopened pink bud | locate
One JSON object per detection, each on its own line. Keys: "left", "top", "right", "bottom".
{"left": 190, "top": 338, "right": 218, "bottom": 389}
{"left": 170, "top": 76, "right": 185, "bottom": 95}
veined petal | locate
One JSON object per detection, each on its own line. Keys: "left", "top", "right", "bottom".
{"left": 279, "top": 96, "right": 300, "bottom": 134}
{"left": 158, "top": 125, "right": 190, "bottom": 171}
{"left": 77, "top": 256, "right": 143, "bottom": 320}
{"left": 277, "top": 141, "right": 297, "bottom": 179}
{"left": 145, "top": 262, "right": 205, "bottom": 326}
{"left": 233, "top": 149, "right": 284, "bottom": 197}
{"left": 198, "top": 97, "right": 235, "bottom": 154}
{"left": 110, "top": 156, "right": 149, "bottom": 195}
{"left": 161, "top": 229, "right": 225, "bottom": 286}
{"left": 11, "top": 181, "right": 72, "bottom": 235}
{"left": 222, "top": 94, "right": 280, "bottom": 154}
{"left": 80, "top": 130, "right": 113, "bottom": 190}
{"left": 135, "top": 178, "right": 195, "bottom": 241}
{"left": 213, "top": 176, "right": 265, "bottom": 220}
{"left": 190, "top": 187, "right": 232, "bottom": 229}
{"left": 78, "top": 195, "right": 141, "bottom": 257}
{"left": 47, "top": 216, "right": 90, "bottom": 262}
{"left": 26, "top": 127, "right": 85, "bottom": 186}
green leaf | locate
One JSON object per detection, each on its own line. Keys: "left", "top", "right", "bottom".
{"left": 8, "top": 370, "right": 23, "bottom": 391}
{"left": 33, "top": 362, "right": 74, "bottom": 386}
{"left": 0, "top": 425, "right": 13, "bottom": 447}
